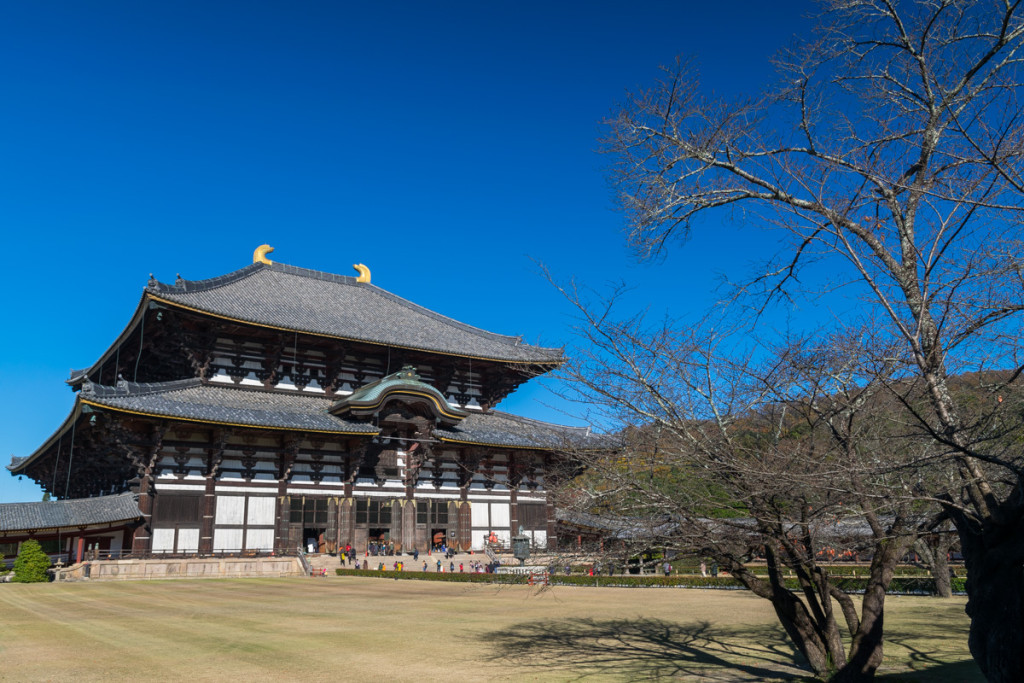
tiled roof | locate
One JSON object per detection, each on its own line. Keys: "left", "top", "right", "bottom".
{"left": 80, "top": 379, "right": 379, "bottom": 434}
{"left": 435, "top": 411, "right": 610, "bottom": 450}
{"left": 147, "top": 262, "right": 564, "bottom": 364}
{"left": 81, "top": 379, "right": 604, "bottom": 448}
{"left": 0, "top": 493, "right": 140, "bottom": 532}
{"left": 10, "top": 381, "right": 606, "bottom": 477}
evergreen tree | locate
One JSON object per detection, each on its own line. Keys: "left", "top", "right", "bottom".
{"left": 12, "top": 540, "right": 51, "bottom": 583}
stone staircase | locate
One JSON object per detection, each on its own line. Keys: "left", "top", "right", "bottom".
{"left": 309, "top": 549, "right": 526, "bottom": 575}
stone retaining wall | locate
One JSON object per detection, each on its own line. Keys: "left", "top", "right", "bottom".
{"left": 55, "top": 556, "right": 303, "bottom": 581}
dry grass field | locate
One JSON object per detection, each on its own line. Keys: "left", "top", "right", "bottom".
{"left": 0, "top": 576, "right": 980, "bottom": 681}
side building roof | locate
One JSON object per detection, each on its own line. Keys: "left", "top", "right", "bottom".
{"left": 0, "top": 493, "right": 141, "bottom": 533}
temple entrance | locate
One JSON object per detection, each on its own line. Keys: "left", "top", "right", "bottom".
{"left": 303, "top": 528, "right": 326, "bottom": 553}
{"left": 368, "top": 529, "right": 392, "bottom": 555}
{"left": 291, "top": 497, "right": 329, "bottom": 552}
{"left": 431, "top": 529, "right": 447, "bottom": 552}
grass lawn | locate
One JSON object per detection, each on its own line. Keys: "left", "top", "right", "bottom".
{"left": 0, "top": 576, "right": 980, "bottom": 681}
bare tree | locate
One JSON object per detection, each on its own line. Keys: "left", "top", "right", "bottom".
{"left": 602, "top": 2, "right": 1024, "bottom": 679}
{"left": 553, "top": 285, "right": 944, "bottom": 681}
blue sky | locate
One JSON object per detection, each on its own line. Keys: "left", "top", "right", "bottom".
{"left": 0, "top": 1, "right": 814, "bottom": 502}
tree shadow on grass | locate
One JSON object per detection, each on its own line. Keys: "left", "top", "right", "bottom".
{"left": 877, "top": 617, "right": 983, "bottom": 682}
{"left": 481, "top": 617, "right": 813, "bottom": 681}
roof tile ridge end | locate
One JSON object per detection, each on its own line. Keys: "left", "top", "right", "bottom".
{"left": 148, "top": 263, "right": 265, "bottom": 295}
{"left": 90, "top": 377, "right": 203, "bottom": 398}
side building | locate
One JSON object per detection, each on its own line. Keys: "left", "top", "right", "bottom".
{"left": 8, "top": 249, "right": 600, "bottom": 558}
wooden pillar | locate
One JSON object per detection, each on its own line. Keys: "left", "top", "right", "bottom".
{"left": 199, "top": 475, "right": 216, "bottom": 554}
{"left": 546, "top": 496, "right": 557, "bottom": 552}
{"left": 339, "top": 482, "right": 354, "bottom": 550}
{"left": 274, "top": 436, "right": 298, "bottom": 553}
{"left": 76, "top": 537, "right": 85, "bottom": 564}
{"left": 129, "top": 424, "right": 167, "bottom": 555}
{"left": 326, "top": 497, "right": 338, "bottom": 553}
{"left": 509, "top": 487, "right": 519, "bottom": 537}
{"left": 274, "top": 489, "right": 290, "bottom": 553}
{"left": 457, "top": 448, "right": 478, "bottom": 551}
{"left": 458, "top": 501, "right": 472, "bottom": 551}
{"left": 402, "top": 499, "right": 417, "bottom": 553}
{"left": 201, "top": 428, "right": 228, "bottom": 555}
{"left": 131, "top": 476, "right": 154, "bottom": 554}
{"left": 120, "top": 528, "right": 133, "bottom": 557}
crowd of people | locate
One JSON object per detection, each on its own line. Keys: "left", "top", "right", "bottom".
{"left": 332, "top": 543, "right": 499, "bottom": 573}
{"left": 365, "top": 540, "right": 395, "bottom": 556}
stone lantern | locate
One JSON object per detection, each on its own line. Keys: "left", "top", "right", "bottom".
{"left": 511, "top": 525, "right": 531, "bottom": 566}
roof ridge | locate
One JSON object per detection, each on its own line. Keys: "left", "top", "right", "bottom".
{"left": 82, "top": 377, "right": 346, "bottom": 403}
{"left": 83, "top": 377, "right": 203, "bottom": 398}
{"left": 147, "top": 262, "right": 266, "bottom": 294}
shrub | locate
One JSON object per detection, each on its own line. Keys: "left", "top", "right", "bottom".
{"left": 12, "top": 540, "right": 51, "bottom": 583}
{"left": 334, "top": 566, "right": 966, "bottom": 594}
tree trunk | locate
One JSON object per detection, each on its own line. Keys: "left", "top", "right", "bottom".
{"left": 730, "top": 557, "right": 843, "bottom": 678}
{"left": 930, "top": 534, "right": 952, "bottom": 599}
{"left": 830, "top": 538, "right": 908, "bottom": 683}
{"left": 957, "top": 517, "right": 1024, "bottom": 682}
{"left": 913, "top": 533, "right": 953, "bottom": 598}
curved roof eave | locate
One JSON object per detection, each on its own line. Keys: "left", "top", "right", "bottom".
{"left": 66, "top": 292, "right": 151, "bottom": 387}
{"left": 7, "top": 400, "right": 84, "bottom": 474}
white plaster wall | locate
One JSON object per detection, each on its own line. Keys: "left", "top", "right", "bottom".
{"left": 490, "top": 502, "right": 510, "bottom": 528}
{"left": 178, "top": 528, "right": 200, "bottom": 553}
{"left": 152, "top": 528, "right": 175, "bottom": 552}
{"left": 245, "top": 528, "right": 274, "bottom": 551}
{"left": 215, "top": 496, "right": 245, "bottom": 525}
{"left": 247, "top": 496, "right": 276, "bottom": 525}
{"left": 471, "top": 529, "right": 488, "bottom": 550}
{"left": 213, "top": 528, "right": 242, "bottom": 552}
{"left": 471, "top": 502, "right": 489, "bottom": 527}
